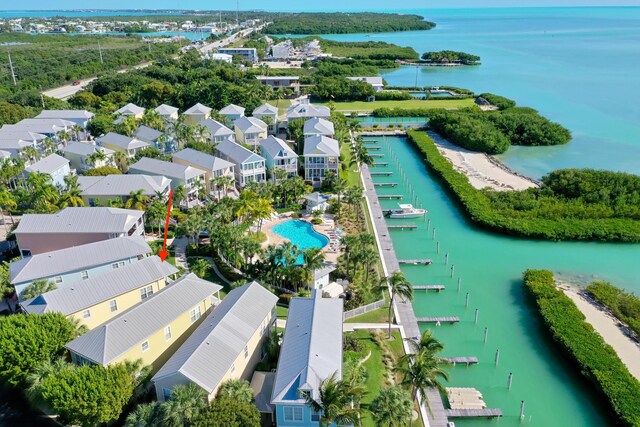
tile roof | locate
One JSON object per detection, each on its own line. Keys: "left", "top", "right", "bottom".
{"left": 10, "top": 236, "right": 151, "bottom": 284}
{"left": 153, "top": 282, "right": 277, "bottom": 393}
{"left": 65, "top": 273, "right": 222, "bottom": 365}
{"left": 21, "top": 256, "right": 177, "bottom": 315}
{"left": 24, "top": 153, "right": 69, "bottom": 175}
{"left": 97, "top": 132, "right": 150, "bottom": 151}
{"left": 216, "top": 138, "right": 265, "bottom": 164}
{"left": 234, "top": 116, "right": 267, "bottom": 134}
{"left": 78, "top": 174, "right": 171, "bottom": 197}
{"left": 303, "top": 135, "right": 340, "bottom": 157}
{"left": 172, "top": 148, "right": 234, "bottom": 172}
{"left": 259, "top": 136, "right": 296, "bottom": 159}
{"left": 129, "top": 157, "right": 206, "bottom": 181}
{"left": 219, "top": 104, "right": 245, "bottom": 116}
{"left": 303, "top": 117, "right": 335, "bottom": 136}
{"left": 14, "top": 207, "right": 144, "bottom": 235}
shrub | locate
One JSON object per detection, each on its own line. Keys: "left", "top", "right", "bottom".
{"left": 478, "top": 92, "right": 516, "bottom": 109}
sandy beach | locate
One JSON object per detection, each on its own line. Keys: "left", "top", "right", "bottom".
{"left": 428, "top": 131, "right": 540, "bottom": 191}
{"left": 557, "top": 282, "right": 640, "bottom": 382}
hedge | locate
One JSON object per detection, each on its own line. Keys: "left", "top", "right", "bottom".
{"left": 406, "top": 130, "right": 640, "bottom": 242}
{"left": 523, "top": 269, "right": 640, "bottom": 427}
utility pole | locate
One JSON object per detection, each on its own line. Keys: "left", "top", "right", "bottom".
{"left": 97, "top": 41, "right": 104, "bottom": 64}
{"left": 8, "top": 53, "right": 17, "bottom": 86}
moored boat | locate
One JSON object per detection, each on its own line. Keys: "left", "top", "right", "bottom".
{"left": 386, "top": 204, "right": 427, "bottom": 219}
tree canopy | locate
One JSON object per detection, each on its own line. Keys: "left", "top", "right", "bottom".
{"left": 192, "top": 398, "right": 260, "bottom": 427}
{"left": 266, "top": 13, "right": 435, "bottom": 34}
{"left": 421, "top": 50, "right": 480, "bottom": 65}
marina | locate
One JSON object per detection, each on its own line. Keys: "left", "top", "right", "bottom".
{"left": 374, "top": 182, "right": 398, "bottom": 187}
{"left": 371, "top": 171, "right": 393, "bottom": 176}
{"left": 442, "top": 356, "right": 479, "bottom": 365}
{"left": 445, "top": 409, "right": 503, "bottom": 418}
{"left": 378, "top": 194, "right": 403, "bottom": 199}
{"left": 388, "top": 225, "right": 417, "bottom": 230}
{"left": 413, "top": 285, "right": 445, "bottom": 291}
{"left": 417, "top": 316, "right": 460, "bottom": 324}
{"left": 398, "top": 259, "right": 433, "bottom": 265}
{"left": 372, "top": 162, "right": 389, "bottom": 166}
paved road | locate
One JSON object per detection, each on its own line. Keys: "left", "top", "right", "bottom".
{"left": 42, "top": 78, "right": 96, "bottom": 100}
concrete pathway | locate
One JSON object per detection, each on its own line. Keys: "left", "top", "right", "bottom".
{"left": 343, "top": 323, "right": 401, "bottom": 332}
{"left": 172, "top": 236, "right": 188, "bottom": 269}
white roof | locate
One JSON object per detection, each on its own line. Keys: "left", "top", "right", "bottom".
{"left": 65, "top": 273, "right": 222, "bottom": 365}
{"left": 130, "top": 157, "right": 206, "bottom": 181}
{"left": 303, "top": 135, "right": 340, "bottom": 157}
{"left": 154, "top": 104, "right": 179, "bottom": 116}
{"left": 15, "top": 207, "right": 144, "bottom": 235}
{"left": 234, "top": 116, "right": 267, "bottom": 134}
{"left": 35, "top": 110, "right": 94, "bottom": 121}
{"left": 133, "top": 125, "right": 164, "bottom": 143}
{"left": 271, "top": 293, "right": 343, "bottom": 404}
{"left": 10, "top": 236, "right": 151, "bottom": 284}
{"left": 98, "top": 132, "right": 150, "bottom": 151}
{"left": 114, "top": 103, "right": 145, "bottom": 116}
{"left": 303, "top": 117, "right": 335, "bottom": 136}
{"left": 256, "top": 75, "right": 299, "bottom": 82}
{"left": 219, "top": 104, "right": 245, "bottom": 116}
{"left": 21, "top": 256, "right": 178, "bottom": 315}
{"left": 0, "top": 150, "right": 11, "bottom": 159}
{"left": 184, "top": 103, "right": 212, "bottom": 115}
{"left": 346, "top": 76, "right": 384, "bottom": 86}
{"left": 201, "top": 119, "right": 234, "bottom": 137}
{"left": 253, "top": 103, "right": 278, "bottom": 116}
{"left": 153, "top": 282, "right": 277, "bottom": 393}
{"left": 287, "top": 103, "right": 331, "bottom": 120}
{"left": 172, "top": 148, "right": 234, "bottom": 172}
{"left": 216, "top": 138, "right": 265, "bottom": 165}
{"left": 3, "top": 119, "right": 74, "bottom": 135}
{"left": 0, "top": 129, "right": 47, "bottom": 142}
{"left": 60, "top": 142, "right": 114, "bottom": 157}
{"left": 78, "top": 174, "right": 171, "bottom": 197}
{"left": 24, "top": 153, "right": 69, "bottom": 175}
{"left": 259, "top": 136, "right": 296, "bottom": 159}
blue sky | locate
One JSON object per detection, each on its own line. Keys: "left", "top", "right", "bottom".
{"left": 12, "top": 0, "right": 640, "bottom": 11}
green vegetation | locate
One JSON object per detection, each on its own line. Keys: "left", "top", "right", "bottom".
{"left": 321, "top": 98, "right": 476, "bottom": 113}
{"left": 288, "top": 36, "right": 419, "bottom": 61}
{"left": 344, "top": 307, "right": 389, "bottom": 324}
{"left": 587, "top": 281, "right": 640, "bottom": 336}
{"left": 523, "top": 269, "right": 640, "bottom": 427}
{"left": 266, "top": 13, "right": 435, "bottom": 34}
{"left": 428, "top": 110, "right": 510, "bottom": 154}
{"left": 421, "top": 50, "right": 481, "bottom": 65}
{"left": 407, "top": 130, "right": 640, "bottom": 241}
{"left": 478, "top": 92, "right": 516, "bottom": 110}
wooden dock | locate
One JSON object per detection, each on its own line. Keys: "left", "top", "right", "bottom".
{"left": 399, "top": 259, "right": 433, "bottom": 265}
{"left": 374, "top": 182, "right": 398, "bottom": 187}
{"left": 414, "top": 285, "right": 445, "bottom": 291}
{"left": 367, "top": 146, "right": 381, "bottom": 150}
{"left": 361, "top": 165, "right": 449, "bottom": 427}
{"left": 388, "top": 225, "right": 417, "bottom": 230}
{"left": 371, "top": 171, "right": 393, "bottom": 176}
{"left": 442, "top": 357, "right": 479, "bottom": 366}
{"left": 445, "top": 409, "right": 502, "bottom": 418}
{"left": 370, "top": 153, "right": 384, "bottom": 158}
{"left": 417, "top": 316, "right": 460, "bottom": 324}
{"left": 378, "top": 194, "right": 404, "bottom": 199}
{"left": 372, "top": 162, "right": 389, "bottom": 166}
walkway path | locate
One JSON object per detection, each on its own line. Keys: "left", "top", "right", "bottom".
{"left": 361, "top": 164, "right": 449, "bottom": 427}
{"left": 172, "top": 237, "right": 188, "bottom": 269}
{"left": 343, "top": 323, "right": 401, "bottom": 332}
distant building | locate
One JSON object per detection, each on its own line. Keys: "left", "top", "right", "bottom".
{"left": 209, "top": 53, "right": 233, "bottom": 63}
{"left": 22, "top": 153, "right": 71, "bottom": 188}
{"left": 253, "top": 103, "right": 280, "bottom": 132}
{"left": 271, "top": 40, "right": 293, "bottom": 60}
{"left": 154, "top": 104, "right": 180, "bottom": 122}
{"left": 303, "top": 118, "right": 335, "bottom": 138}
{"left": 201, "top": 119, "right": 236, "bottom": 143}
{"left": 0, "top": 130, "right": 47, "bottom": 159}
{"left": 3, "top": 118, "right": 75, "bottom": 138}
{"left": 304, "top": 192, "right": 330, "bottom": 214}
{"left": 133, "top": 126, "right": 171, "bottom": 150}
{"left": 172, "top": 148, "right": 235, "bottom": 195}
{"left": 286, "top": 103, "right": 331, "bottom": 121}
{"left": 256, "top": 76, "right": 300, "bottom": 95}
{"left": 114, "top": 103, "right": 145, "bottom": 120}
{"left": 304, "top": 39, "right": 322, "bottom": 57}
{"left": 183, "top": 103, "right": 212, "bottom": 126}
{"left": 347, "top": 76, "right": 385, "bottom": 92}
{"left": 219, "top": 104, "right": 246, "bottom": 123}
{"left": 218, "top": 47, "right": 258, "bottom": 64}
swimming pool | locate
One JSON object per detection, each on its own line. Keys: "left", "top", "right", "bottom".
{"left": 272, "top": 220, "right": 329, "bottom": 251}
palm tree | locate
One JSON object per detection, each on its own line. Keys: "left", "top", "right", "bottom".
{"left": 253, "top": 197, "right": 274, "bottom": 233}
{"left": 21, "top": 146, "right": 40, "bottom": 164}
{"left": 407, "top": 330, "right": 445, "bottom": 359}
{"left": 397, "top": 351, "right": 450, "bottom": 416}
{"left": 125, "top": 403, "right": 160, "bottom": 427}
{"left": 263, "top": 327, "right": 281, "bottom": 362}
{"left": 173, "top": 184, "right": 188, "bottom": 207}
{"left": 370, "top": 386, "right": 414, "bottom": 427}
{"left": 58, "top": 174, "right": 85, "bottom": 208}
{"left": 350, "top": 140, "right": 374, "bottom": 171}
{"left": 157, "top": 383, "right": 207, "bottom": 426}
{"left": 41, "top": 137, "right": 58, "bottom": 155}
{"left": 189, "top": 258, "right": 210, "bottom": 278}
{"left": 86, "top": 149, "right": 107, "bottom": 167}
{"left": 57, "top": 130, "right": 72, "bottom": 146}
{"left": 380, "top": 271, "right": 414, "bottom": 338}
{"left": 301, "top": 247, "right": 325, "bottom": 290}
{"left": 71, "top": 124, "right": 84, "bottom": 141}
{"left": 22, "top": 279, "right": 57, "bottom": 300}
{"left": 360, "top": 246, "right": 378, "bottom": 284}
{"left": 306, "top": 372, "right": 363, "bottom": 427}
{"left": 217, "top": 379, "right": 254, "bottom": 404}
{"left": 124, "top": 189, "right": 151, "bottom": 210}
{"left": 0, "top": 189, "right": 17, "bottom": 232}
{"left": 26, "top": 358, "right": 74, "bottom": 408}
{"left": 113, "top": 151, "right": 128, "bottom": 173}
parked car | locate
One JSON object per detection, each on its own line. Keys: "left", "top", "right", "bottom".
{"left": 72, "top": 81, "right": 81, "bottom": 86}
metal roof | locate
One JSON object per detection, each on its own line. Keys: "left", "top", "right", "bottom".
{"left": 10, "top": 236, "right": 151, "bottom": 284}
{"left": 286, "top": 103, "right": 331, "bottom": 120}
{"left": 35, "top": 110, "right": 95, "bottom": 121}
{"left": 24, "top": 153, "right": 69, "bottom": 174}
{"left": 98, "top": 132, "right": 150, "bottom": 151}
{"left": 3, "top": 119, "right": 74, "bottom": 135}
{"left": 0, "top": 139, "right": 34, "bottom": 150}
{"left": 153, "top": 281, "right": 278, "bottom": 393}
{"left": 65, "top": 273, "right": 222, "bottom": 365}
{"left": 133, "top": 125, "right": 164, "bottom": 143}
{"left": 172, "top": 148, "right": 234, "bottom": 172}
{"left": 271, "top": 292, "right": 343, "bottom": 404}
{"left": 60, "top": 142, "right": 114, "bottom": 157}
{"left": 114, "top": 103, "right": 145, "bottom": 116}
{"left": 0, "top": 129, "right": 47, "bottom": 142}
{"left": 184, "top": 103, "right": 212, "bottom": 115}
{"left": 303, "top": 117, "right": 335, "bottom": 136}
{"left": 234, "top": 116, "right": 267, "bottom": 134}
{"left": 303, "top": 135, "right": 340, "bottom": 157}
{"left": 0, "top": 150, "right": 10, "bottom": 159}
{"left": 259, "top": 136, "right": 296, "bottom": 160}
{"left": 304, "top": 192, "right": 329, "bottom": 205}
{"left": 21, "top": 256, "right": 178, "bottom": 315}
{"left": 313, "top": 263, "right": 336, "bottom": 281}
{"left": 154, "top": 104, "right": 179, "bottom": 116}
{"left": 253, "top": 103, "right": 278, "bottom": 116}
{"left": 14, "top": 207, "right": 144, "bottom": 235}
{"left": 78, "top": 174, "right": 171, "bottom": 197}
{"left": 201, "top": 119, "right": 234, "bottom": 137}
{"left": 130, "top": 157, "right": 206, "bottom": 181}
{"left": 219, "top": 104, "right": 246, "bottom": 116}
{"left": 216, "top": 138, "right": 265, "bottom": 165}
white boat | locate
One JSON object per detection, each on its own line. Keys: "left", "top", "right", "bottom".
{"left": 387, "top": 204, "right": 427, "bottom": 219}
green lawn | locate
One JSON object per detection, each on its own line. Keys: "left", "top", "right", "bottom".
{"left": 318, "top": 98, "right": 475, "bottom": 113}
{"left": 262, "top": 99, "right": 292, "bottom": 115}
{"left": 345, "top": 307, "right": 390, "bottom": 324}
{"left": 339, "top": 142, "right": 361, "bottom": 187}
{"left": 276, "top": 305, "right": 289, "bottom": 319}
{"left": 347, "top": 330, "right": 385, "bottom": 427}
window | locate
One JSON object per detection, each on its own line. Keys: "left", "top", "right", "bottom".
{"left": 54, "top": 276, "right": 63, "bottom": 284}
{"left": 164, "top": 326, "right": 172, "bottom": 341}
{"left": 283, "top": 406, "right": 303, "bottom": 422}
{"left": 119, "top": 261, "right": 126, "bottom": 267}
{"left": 141, "top": 341, "right": 149, "bottom": 352}
{"left": 162, "top": 388, "right": 172, "bottom": 401}
{"left": 80, "top": 270, "right": 89, "bottom": 280}
{"left": 112, "top": 263, "right": 120, "bottom": 269}
{"left": 244, "top": 345, "right": 249, "bottom": 359}
{"left": 21, "top": 249, "right": 32, "bottom": 257}
{"left": 190, "top": 306, "right": 202, "bottom": 323}
{"left": 311, "top": 410, "right": 321, "bottom": 422}
{"left": 109, "top": 299, "right": 118, "bottom": 313}
{"left": 140, "top": 285, "right": 153, "bottom": 300}
{"left": 230, "top": 363, "right": 236, "bottom": 375}
{"left": 82, "top": 309, "right": 91, "bottom": 319}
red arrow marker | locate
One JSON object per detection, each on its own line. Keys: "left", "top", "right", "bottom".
{"left": 158, "top": 189, "right": 173, "bottom": 262}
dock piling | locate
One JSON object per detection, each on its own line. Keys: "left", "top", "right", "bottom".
{"left": 465, "top": 292, "right": 469, "bottom": 309}
{"left": 520, "top": 401, "right": 525, "bottom": 420}
{"left": 457, "top": 277, "right": 461, "bottom": 292}
{"left": 437, "top": 241, "right": 440, "bottom": 254}
{"left": 474, "top": 308, "right": 478, "bottom": 324}
{"left": 445, "top": 252, "right": 449, "bottom": 265}
{"left": 495, "top": 349, "right": 500, "bottom": 366}
{"left": 451, "top": 264, "right": 455, "bottom": 278}
{"left": 508, "top": 372, "right": 513, "bottom": 390}
{"left": 433, "top": 228, "right": 436, "bottom": 240}
{"left": 484, "top": 327, "right": 488, "bottom": 344}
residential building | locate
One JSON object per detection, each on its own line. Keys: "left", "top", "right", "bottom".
{"left": 256, "top": 76, "right": 300, "bottom": 95}
{"left": 303, "top": 118, "right": 335, "bottom": 138}
{"left": 21, "top": 256, "right": 178, "bottom": 330}
{"left": 10, "top": 236, "right": 151, "bottom": 299}
{"left": 304, "top": 192, "right": 330, "bottom": 213}
{"left": 271, "top": 40, "right": 293, "bottom": 60}
{"left": 253, "top": 103, "right": 279, "bottom": 133}
{"left": 209, "top": 53, "right": 233, "bottom": 63}
{"left": 129, "top": 157, "right": 206, "bottom": 205}
{"left": 60, "top": 142, "right": 114, "bottom": 172}
{"left": 78, "top": 174, "right": 171, "bottom": 206}
{"left": 286, "top": 103, "right": 331, "bottom": 121}
{"left": 219, "top": 104, "right": 246, "bottom": 123}
{"left": 3, "top": 118, "right": 75, "bottom": 137}
{"left": 35, "top": 110, "right": 95, "bottom": 127}
{"left": 271, "top": 292, "right": 344, "bottom": 426}
{"left": 114, "top": 103, "right": 145, "bottom": 119}
{"left": 201, "top": 119, "right": 236, "bottom": 143}
{"left": 97, "top": 132, "right": 150, "bottom": 158}
{"left": 346, "top": 76, "right": 385, "bottom": 92}
{"left": 304, "top": 39, "right": 322, "bottom": 58}
{"left": 311, "top": 264, "right": 336, "bottom": 291}
{"left": 218, "top": 47, "right": 258, "bottom": 64}
{"left": 0, "top": 150, "right": 11, "bottom": 160}
{"left": 303, "top": 136, "right": 340, "bottom": 182}
{"left": 216, "top": 138, "right": 266, "bottom": 187}
{"left": 0, "top": 130, "right": 46, "bottom": 159}
{"left": 23, "top": 153, "right": 71, "bottom": 188}
{"left": 133, "top": 125, "right": 170, "bottom": 150}
{"left": 259, "top": 136, "right": 298, "bottom": 180}
{"left": 65, "top": 273, "right": 222, "bottom": 367}
{"left": 154, "top": 104, "right": 179, "bottom": 122}
{"left": 14, "top": 207, "right": 145, "bottom": 256}
{"left": 153, "top": 282, "right": 278, "bottom": 402}
{"left": 234, "top": 116, "right": 268, "bottom": 148}
{"left": 183, "top": 103, "right": 212, "bottom": 125}
{"left": 172, "top": 148, "right": 235, "bottom": 194}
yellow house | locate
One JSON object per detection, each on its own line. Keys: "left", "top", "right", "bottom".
{"left": 65, "top": 273, "right": 222, "bottom": 368}
{"left": 153, "top": 281, "right": 278, "bottom": 402}
{"left": 233, "top": 116, "right": 268, "bottom": 150}
{"left": 22, "top": 256, "right": 178, "bottom": 330}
